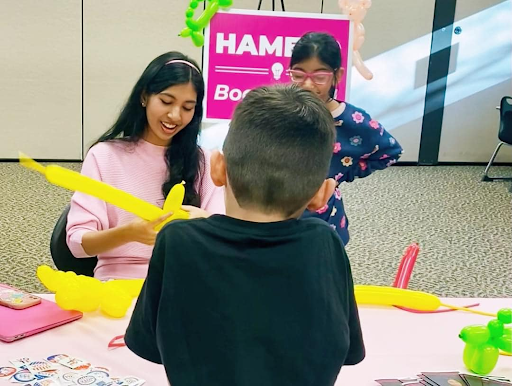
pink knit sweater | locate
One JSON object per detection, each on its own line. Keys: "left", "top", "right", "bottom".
{"left": 66, "top": 139, "right": 225, "bottom": 280}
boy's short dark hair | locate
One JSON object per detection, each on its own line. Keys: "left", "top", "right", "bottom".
{"left": 223, "top": 84, "right": 335, "bottom": 216}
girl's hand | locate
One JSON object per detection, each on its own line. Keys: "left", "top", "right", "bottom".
{"left": 126, "top": 212, "right": 174, "bottom": 245}
{"left": 181, "top": 205, "right": 211, "bottom": 219}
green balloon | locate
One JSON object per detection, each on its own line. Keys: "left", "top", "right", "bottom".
{"left": 195, "top": 1, "right": 219, "bottom": 29}
{"left": 487, "top": 319, "right": 504, "bottom": 338}
{"left": 498, "top": 308, "right": 512, "bottom": 324}
{"left": 463, "top": 343, "right": 499, "bottom": 375}
{"left": 497, "top": 330, "right": 512, "bottom": 353}
{"left": 186, "top": 18, "right": 200, "bottom": 31}
{"left": 191, "top": 31, "right": 205, "bottom": 47}
{"left": 460, "top": 325, "right": 490, "bottom": 345}
{"left": 181, "top": 0, "right": 227, "bottom": 47}
{"left": 179, "top": 28, "right": 192, "bottom": 37}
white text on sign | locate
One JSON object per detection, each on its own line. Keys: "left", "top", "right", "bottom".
{"left": 216, "top": 34, "right": 300, "bottom": 57}
{"left": 214, "top": 85, "right": 252, "bottom": 101}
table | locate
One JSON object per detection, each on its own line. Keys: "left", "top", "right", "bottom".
{"left": 1, "top": 296, "right": 511, "bottom": 385}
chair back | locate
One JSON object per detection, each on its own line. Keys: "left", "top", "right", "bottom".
{"left": 50, "top": 205, "right": 97, "bottom": 277}
{"left": 498, "top": 96, "right": 512, "bottom": 144}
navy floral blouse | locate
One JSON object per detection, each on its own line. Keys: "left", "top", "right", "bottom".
{"left": 301, "top": 102, "right": 403, "bottom": 245}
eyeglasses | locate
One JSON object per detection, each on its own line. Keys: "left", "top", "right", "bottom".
{"left": 288, "top": 69, "right": 333, "bottom": 85}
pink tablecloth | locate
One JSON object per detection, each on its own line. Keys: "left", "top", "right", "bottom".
{"left": 1, "top": 296, "right": 511, "bottom": 385}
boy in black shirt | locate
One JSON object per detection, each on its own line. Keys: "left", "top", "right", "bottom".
{"left": 125, "top": 85, "right": 365, "bottom": 385}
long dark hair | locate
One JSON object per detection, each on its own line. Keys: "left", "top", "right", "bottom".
{"left": 93, "top": 52, "right": 205, "bottom": 206}
{"left": 290, "top": 32, "right": 342, "bottom": 99}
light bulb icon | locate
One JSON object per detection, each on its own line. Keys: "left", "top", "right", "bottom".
{"left": 271, "top": 62, "right": 284, "bottom": 80}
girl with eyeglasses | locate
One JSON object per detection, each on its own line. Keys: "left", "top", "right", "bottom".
{"left": 290, "top": 32, "right": 403, "bottom": 245}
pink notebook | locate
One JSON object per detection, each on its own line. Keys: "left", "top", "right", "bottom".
{"left": 0, "top": 295, "right": 83, "bottom": 343}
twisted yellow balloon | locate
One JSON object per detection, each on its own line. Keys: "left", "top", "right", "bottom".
{"left": 354, "top": 286, "right": 497, "bottom": 317}
{"left": 19, "top": 152, "right": 188, "bottom": 229}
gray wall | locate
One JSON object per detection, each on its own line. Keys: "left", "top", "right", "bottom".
{"left": 1, "top": 0, "right": 510, "bottom": 162}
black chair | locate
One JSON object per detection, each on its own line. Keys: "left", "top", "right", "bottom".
{"left": 482, "top": 96, "right": 512, "bottom": 182}
{"left": 50, "top": 205, "right": 98, "bottom": 277}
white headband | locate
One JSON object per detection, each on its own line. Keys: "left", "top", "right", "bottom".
{"left": 165, "top": 59, "right": 200, "bottom": 73}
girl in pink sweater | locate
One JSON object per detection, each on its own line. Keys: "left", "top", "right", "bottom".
{"left": 66, "top": 52, "right": 225, "bottom": 280}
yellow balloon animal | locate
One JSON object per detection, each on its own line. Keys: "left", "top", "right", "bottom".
{"left": 19, "top": 152, "right": 188, "bottom": 230}
{"left": 37, "top": 265, "right": 144, "bottom": 318}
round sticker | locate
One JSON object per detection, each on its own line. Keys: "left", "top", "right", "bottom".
{"left": 62, "top": 372, "right": 81, "bottom": 382}
{"left": 77, "top": 375, "right": 97, "bottom": 385}
{"left": 13, "top": 370, "right": 35, "bottom": 382}
{"left": 46, "top": 354, "right": 69, "bottom": 363}
{"left": 87, "top": 370, "right": 109, "bottom": 379}
{"left": 123, "top": 377, "right": 140, "bottom": 384}
{"left": 0, "top": 367, "right": 16, "bottom": 377}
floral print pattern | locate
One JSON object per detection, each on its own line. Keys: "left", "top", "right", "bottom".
{"left": 369, "top": 119, "right": 380, "bottom": 129}
{"left": 349, "top": 136, "right": 363, "bottom": 146}
{"left": 334, "top": 188, "right": 342, "bottom": 200}
{"left": 316, "top": 205, "right": 329, "bottom": 214}
{"left": 301, "top": 102, "right": 403, "bottom": 246}
{"left": 352, "top": 111, "right": 364, "bottom": 124}
{"left": 341, "top": 156, "right": 353, "bottom": 167}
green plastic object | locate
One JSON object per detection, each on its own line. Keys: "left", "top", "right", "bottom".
{"left": 459, "top": 308, "right": 512, "bottom": 375}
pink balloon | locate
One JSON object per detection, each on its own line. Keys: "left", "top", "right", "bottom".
{"left": 338, "top": 0, "right": 373, "bottom": 80}
{"left": 393, "top": 243, "right": 419, "bottom": 289}
{"left": 353, "top": 50, "right": 373, "bottom": 80}
{"left": 353, "top": 23, "right": 365, "bottom": 51}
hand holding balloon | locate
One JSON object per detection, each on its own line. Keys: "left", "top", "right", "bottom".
{"left": 127, "top": 212, "right": 175, "bottom": 245}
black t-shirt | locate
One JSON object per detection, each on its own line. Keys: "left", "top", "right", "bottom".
{"left": 125, "top": 215, "right": 365, "bottom": 386}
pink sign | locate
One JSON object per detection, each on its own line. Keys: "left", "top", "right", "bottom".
{"left": 203, "top": 9, "right": 352, "bottom": 121}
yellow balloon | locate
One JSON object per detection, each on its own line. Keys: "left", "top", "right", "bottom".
{"left": 112, "top": 279, "right": 145, "bottom": 298}
{"left": 164, "top": 183, "right": 185, "bottom": 213}
{"left": 101, "top": 285, "right": 132, "bottom": 318}
{"left": 354, "top": 285, "right": 441, "bottom": 311}
{"left": 55, "top": 282, "right": 82, "bottom": 310}
{"left": 53, "top": 271, "right": 72, "bottom": 292}
{"left": 37, "top": 265, "right": 58, "bottom": 292}
{"left": 75, "top": 275, "right": 102, "bottom": 312}
{"left": 19, "top": 152, "right": 189, "bottom": 230}
{"left": 45, "top": 165, "right": 162, "bottom": 221}
{"left": 36, "top": 265, "right": 142, "bottom": 318}
{"left": 155, "top": 182, "right": 190, "bottom": 231}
